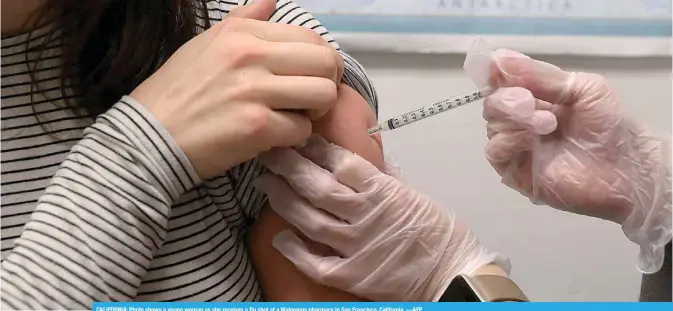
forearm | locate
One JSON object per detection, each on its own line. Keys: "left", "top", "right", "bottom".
{"left": 1, "top": 97, "right": 196, "bottom": 309}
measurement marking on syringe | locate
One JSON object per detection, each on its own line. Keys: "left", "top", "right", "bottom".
{"left": 368, "top": 89, "right": 487, "bottom": 135}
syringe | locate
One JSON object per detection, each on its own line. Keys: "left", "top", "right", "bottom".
{"left": 368, "top": 87, "right": 493, "bottom": 135}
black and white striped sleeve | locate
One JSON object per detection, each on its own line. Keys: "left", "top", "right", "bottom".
{"left": 339, "top": 52, "right": 378, "bottom": 117}
{"left": 0, "top": 96, "right": 200, "bottom": 310}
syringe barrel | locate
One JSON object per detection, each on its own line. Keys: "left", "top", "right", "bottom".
{"left": 387, "top": 89, "right": 486, "bottom": 130}
{"left": 367, "top": 87, "right": 493, "bottom": 135}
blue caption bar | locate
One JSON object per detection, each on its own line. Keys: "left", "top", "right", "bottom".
{"left": 93, "top": 302, "right": 673, "bottom": 311}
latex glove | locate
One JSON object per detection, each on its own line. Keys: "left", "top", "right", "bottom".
{"left": 255, "top": 135, "right": 508, "bottom": 302}
{"left": 478, "top": 49, "right": 672, "bottom": 274}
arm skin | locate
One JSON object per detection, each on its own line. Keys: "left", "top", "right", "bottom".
{"left": 247, "top": 84, "right": 383, "bottom": 301}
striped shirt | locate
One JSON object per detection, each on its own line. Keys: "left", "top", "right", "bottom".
{"left": 0, "top": 0, "right": 378, "bottom": 308}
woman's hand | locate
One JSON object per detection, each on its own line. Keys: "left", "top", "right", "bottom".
{"left": 130, "top": 0, "right": 343, "bottom": 180}
{"left": 481, "top": 49, "right": 671, "bottom": 273}
{"left": 254, "top": 136, "right": 506, "bottom": 302}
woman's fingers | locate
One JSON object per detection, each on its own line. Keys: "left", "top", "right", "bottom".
{"left": 216, "top": 19, "right": 344, "bottom": 83}
{"left": 231, "top": 39, "right": 343, "bottom": 120}
{"left": 220, "top": 17, "right": 333, "bottom": 48}
{"left": 265, "top": 110, "right": 313, "bottom": 147}
{"left": 252, "top": 75, "right": 337, "bottom": 112}
{"left": 226, "top": 0, "right": 276, "bottom": 20}
{"left": 262, "top": 41, "right": 342, "bottom": 84}
{"left": 132, "top": 0, "right": 344, "bottom": 180}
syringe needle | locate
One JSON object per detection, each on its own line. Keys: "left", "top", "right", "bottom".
{"left": 367, "top": 124, "right": 388, "bottom": 135}
{"left": 367, "top": 87, "right": 492, "bottom": 135}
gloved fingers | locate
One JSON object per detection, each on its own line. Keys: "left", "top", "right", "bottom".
{"left": 490, "top": 49, "right": 575, "bottom": 106}
{"left": 299, "top": 135, "right": 387, "bottom": 193}
{"left": 486, "top": 120, "right": 529, "bottom": 134}
{"left": 255, "top": 174, "right": 355, "bottom": 250}
{"left": 273, "top": 230, "right": 347, "bottom": 284}
{"left": 381, "top": 153, "right": 403, "bottom": 179}
{"left": 536, "top": 157, "right": 633, "bottom": 222}
{"left": 483, "top": 87, "right": 554, "bottom": 120}
{"left": 499, "top": 151, "right": 587, "bottom": 209}
{"left": 499, "top": 153, "right": 535, "bottom": 197}
{"left": 259, "top": 147, "right": 367, "bottom": 220}
{"left": 259, "top": 146, "right": 334, "bottom": 184}
{"left": 487, "top": 128, "right": 497, "bottom": 140}
{"left": 485, "top": 109, "right": 557, "bottom": 136}
{"left": 483, "top": 87, "right": 558, "bottom": 135}
{"left": 485, "top": 130, "right": 533, "bottom": 166}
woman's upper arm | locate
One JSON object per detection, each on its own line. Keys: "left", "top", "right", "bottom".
{"left": 312, "top": 85, "right": 383, "bottom": 167}
{"left": 225, "top": 0, "right": 382, "bottom": 300}
{"left": 248, "top": 84, "right": 383, "bottom": 301}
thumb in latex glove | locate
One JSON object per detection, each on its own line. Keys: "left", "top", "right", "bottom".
{"left": 255, "top": 135, "right": 508, "bottom": 302}
{"left": 474, "top": 46, "right": 672, "bottom": 274}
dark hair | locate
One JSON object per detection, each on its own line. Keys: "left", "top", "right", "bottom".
{"left": 28, "top": 0, "right": 211, "bottom": 118}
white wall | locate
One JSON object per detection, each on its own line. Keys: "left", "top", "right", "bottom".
{"left": 351, "top": 52, "right": 672, "bottom": 301}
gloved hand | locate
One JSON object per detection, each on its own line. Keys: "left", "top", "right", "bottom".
{"left": 478, "top": 49, "right": 672, "bottom": 273}
{"left": 255, "top": 135, "right": 508, "bottom": 302}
